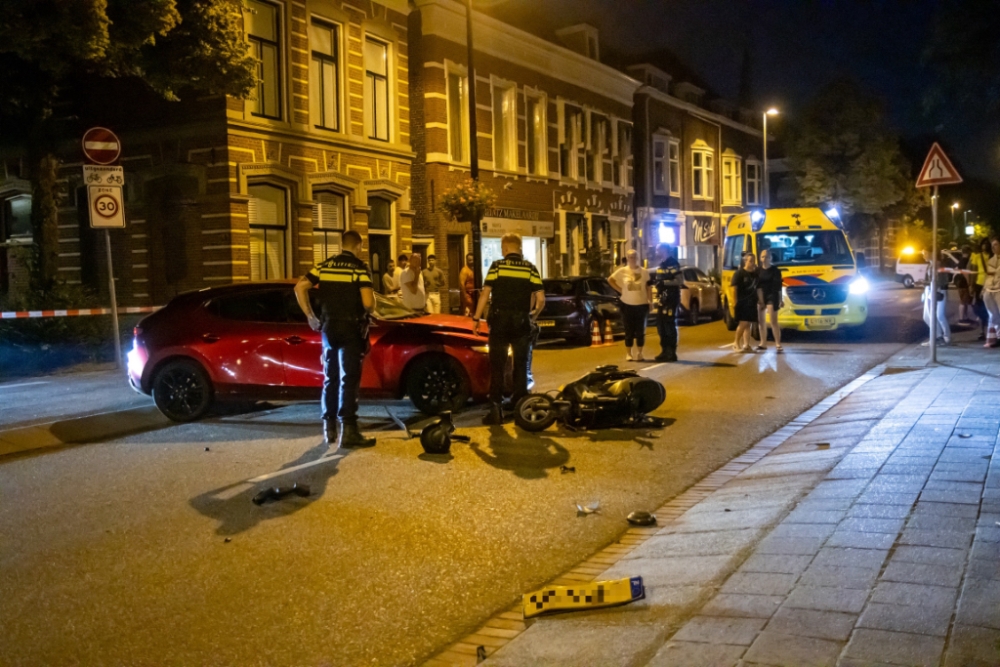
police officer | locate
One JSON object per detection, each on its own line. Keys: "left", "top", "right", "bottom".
{"left": 651, "top": 244, "right": 683, "bottom": 362}
{"left": 294, "top": 230, "right": 377, "bottom": 448}
{"left": 472, "top": 233, "right": 545, "bottom": 425}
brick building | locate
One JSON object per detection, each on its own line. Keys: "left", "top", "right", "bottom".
{"left": 0, "top": 0, "right": 413, "bottom": 306}
{"left": 408, "top": 0, "right": 639, "bottom": 313}
{"left": 629, "top": 63, "right": 763, "bottom": 273}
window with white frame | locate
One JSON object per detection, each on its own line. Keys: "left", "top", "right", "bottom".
{"left": 364, "top": 37, "right": 389, "bottom": 141}
{"left": 668, "top": 139, "right": 680, "bottom": 196}
{"left": 652, "top": 137, "right": 668, "bottom": 195}
{"left": 613, "top": 121, "right": 633, "bottom": 188}
{"left": 312, "top": 191, "right": 345, "bottom": 263}
{"left": 309, "top": 19, "right": 339, "bottom": 131}
{"left": 692, "top": 146, "right": 714, "bottom": 199}
{"left": 722, "top": 154, "right": 742, "bottom": 205}
{"left": 248, "top": 183, "right": 288, "bottom": 280}
{"left": 492, "top": 82, "right": 517, "bottom": 171}
{"left": 587, "top": 113, "right": 608, "bottom": 184}
{"left": 746, "top": 161, "right": 761, "bottom": 205}
{"left": 247, "top": 0, "right": 281, "bottom": 119}
{"left": 525, "top": 93, "right": 547, "bottom": 177}
{"left": 447, "top": 68, "right": 469, "bottom": 163}
{"left": 559, "top": 104, "right": 584, "bottom": 180}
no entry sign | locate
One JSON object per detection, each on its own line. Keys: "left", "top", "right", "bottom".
{"left": 82, "top": 127, "right": 121, "bottom": 165}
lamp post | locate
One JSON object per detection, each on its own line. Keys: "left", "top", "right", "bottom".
{"left": 951, "top": 203, "right": 959, "bottom": 240}
{"left": 964, "top": 209, "right": 972, "bottom": 239}
{"left": 762, "top": 108, "right": 779, "bottom": 207}
{"left": 465, "top": 0, "right": 483, "bottom": 289}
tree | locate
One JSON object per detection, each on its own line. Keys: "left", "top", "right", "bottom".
{"left": 0, "top": 0, "right": 256, "bottom": 290}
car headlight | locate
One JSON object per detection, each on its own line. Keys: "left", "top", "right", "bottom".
{"left": 849, "top": 276, "right": 870, "bottom": 295}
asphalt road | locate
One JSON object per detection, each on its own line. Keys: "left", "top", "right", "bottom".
{"left": 0, "top": 283, "right": 942, "bottom": 666}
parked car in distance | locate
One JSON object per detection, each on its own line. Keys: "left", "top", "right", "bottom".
{"left": 128, "top": 281, "right": 497, "bottom": 421}
{"left": 896, "top": 248, "right": 960, "bottom": 288}
{"left": 537, "top": 277, "right": 624, "bottom": 344}
{"left": 650, "top": 266, "right": 721, "bottom": 326}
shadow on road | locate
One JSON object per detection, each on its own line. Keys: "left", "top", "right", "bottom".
{"left": 189, "top": 439, "right": 343, "bottom": 535}
{"left": 470, "top": 426, "right": 570, "bottom": 478}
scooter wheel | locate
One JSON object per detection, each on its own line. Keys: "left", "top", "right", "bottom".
{"left": 514, "top": 394, "right": 558, "bottom": 432}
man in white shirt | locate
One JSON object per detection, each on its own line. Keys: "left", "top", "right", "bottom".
{"left": 608, "top": 249, "right": 652, "bottom": 361}
{"left": 393, "top": 254, "right": 408, "bottom": 293}
{"left": 399, "top": 252, "right": 427, "bottom": 312}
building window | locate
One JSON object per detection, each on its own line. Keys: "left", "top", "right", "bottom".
{"left": 247, "top": 0, "right": 281, "bottom": 119}
{"left": 526, "top": 93, "right": 547, "bottom": 177}
{"left": 587, "top": 113, "right": 608, "bottom": 184}
{"left": 560, "top": 104, "right": 584, "bottom": 181}
{"left": 746, "top": 161, "right": 761, "bottom": 205}
{"left": 364, "top": 37, "right": 389, "bottom": 141}
{"left": 613, "top": 121, "right": 632, "bottom": 188}
{"left": 722, "top": 154, "right": 742, "bottom": 205}
{"left": 668, "top": 140, "right": 680, "bottom": 196}
{"left": 309, "top": 19, "right": 339, "bottom": 131}
{"left": 313, "top": 191, "right": 345, "bottom": 263}
{"left": 653, "top": 137, "right": 667, "bottom": 195}
{"left": 248, "top": 183, "right": 288, "bottom": 280}
{"left": 447, "top": 69, "right": 469, "bottom": 163}
{"left": 2, "top": 194, "right": 32, "bottom": 242}
{"left": 692, "top": 147, "right": 714, "bottom": 199}
{"left": 492, "top": 82, "right": 517, "bottom": 171}
{"left": 368, "top": 195, "right": 392, "bottom": 231}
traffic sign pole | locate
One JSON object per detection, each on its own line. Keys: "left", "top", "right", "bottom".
{"left": 929, "top": 186, "right": 938, "bottom": 364}
{"left": 105, "top": 230, "right": 122, "bottom": 370}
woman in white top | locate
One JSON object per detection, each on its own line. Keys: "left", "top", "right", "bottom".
{"left": 609, "top": 249, "right": 652, "bottom": 361}
{"left": 982, "top": 238, "right": 1000, "bottom": 348}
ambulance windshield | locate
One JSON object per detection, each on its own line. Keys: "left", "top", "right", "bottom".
{"left": 757, "top": 231, "right": 854, "bottom": 267}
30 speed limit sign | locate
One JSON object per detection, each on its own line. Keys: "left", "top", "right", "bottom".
{"left": 87, "top": 185, "right": 126, "bottom": 228}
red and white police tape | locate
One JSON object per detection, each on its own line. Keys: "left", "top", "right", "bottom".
{"left": 1, "top": 306, "right": 161, "bottom": 319}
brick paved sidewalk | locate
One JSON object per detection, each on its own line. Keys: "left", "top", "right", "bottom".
{"left": 480, "top": 343, "right": 1000, "bottom": 667}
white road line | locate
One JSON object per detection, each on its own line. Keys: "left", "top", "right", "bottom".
{"left": 247, "top": 454, "right": 344, "bottom": 483}
{"left": 0, "top": 381, "right": 49, "bottom": 390}
{"left": 641, "top": 363, "right": 665, "bottom": 372}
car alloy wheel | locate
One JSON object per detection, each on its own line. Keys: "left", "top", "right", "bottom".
{"left": 152, "top": 359, "right": 213, "bottom": 422}
{"left": 406, "top": 355, "right": 471, "bottom": 415}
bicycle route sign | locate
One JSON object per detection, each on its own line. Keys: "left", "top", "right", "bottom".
{"left": 84, "top": 166, "right": 126, "bottom": 229}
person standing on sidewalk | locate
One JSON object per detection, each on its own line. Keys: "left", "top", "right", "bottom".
{"left": 382, "top": 259, "right": 398, "bottom": 296}
{"left": 422, "top": 254, "right": 445, "bottom": 314}
{"left": 731, "top": 252, "right": 759, "bottom": 352}
{"left": 393, "top": 254, "right": 408, "bottom": 292}
{"left": 399, "top": 252, "right": 427, "bottom": 313}
{"left": 969, "top": 238, "right": 991, "bottom": 341}
{"left": 982, "top": 238, "right": 1000, "bottom": 348}
{"left": 955, "top": 245, "right": 973, "bottom": 324}
{"left": 608, "top": 249, "right": 652, "bottom": 362}
{"left": 650, "top": 244, "right": 683, "bottom": 363}
{"left": 756, "top": 248, "right": 784, "bottom": 353}
{"left": 459, "top": 252, "right": 476, "bottom": 316}
{"left": 293, "top": 230, "right": 377, "bottom": 448}
{"left": 922, "top": 248, "right": 952, "bottom": 347}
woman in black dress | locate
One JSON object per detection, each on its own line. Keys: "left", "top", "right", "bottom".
{"left": 756, "top": 248, "right": 784, "bottom": 352}
{"left": 731, "top": 252, "right": 759, "bottom": 352}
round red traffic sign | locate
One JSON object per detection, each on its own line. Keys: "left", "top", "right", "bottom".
{"left": 81, "top": 127, "right": 121, "bottom": 165}
{"left": 93, "top": 194, "right": 120, "bottom": 218}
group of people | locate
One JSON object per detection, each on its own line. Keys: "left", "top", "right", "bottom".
{"left": 729, "top": 249, "right": 785, "bottom": 353}
{"left": 606, "top": 245, "right": 683, "bottom": 363}
{"left": 924, "top": 238, "right": 1000, "bottom": 347}
{"left": 381, "top": 252, "right": 445, "bottom": 314}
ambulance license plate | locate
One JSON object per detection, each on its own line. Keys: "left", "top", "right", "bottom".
{"left": 537, "top": 320, "right": 555, "bottom": 327}
{"left": 805, "top": 317, "right": 836, "bottom": 329}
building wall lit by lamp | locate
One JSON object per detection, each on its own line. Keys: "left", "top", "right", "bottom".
{"left": 658, "top": 222, "right": 677, "bottom": 245}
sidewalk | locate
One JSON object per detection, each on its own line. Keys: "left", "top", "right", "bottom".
{"left": 453, "top": 339, "right": 1000, "bottom": 667}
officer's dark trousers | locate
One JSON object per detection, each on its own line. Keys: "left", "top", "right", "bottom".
{"left": 657, "top": 310, "right": 678, "bottom": 357}
{"left": 321, "top": 323, "right": 366, "bottom": 425}
{"left": 489, "top": 315, "right": 531, "bottom": 405}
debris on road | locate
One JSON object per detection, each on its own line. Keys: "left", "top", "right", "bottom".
{"left": 476, "top": 646, "right": 487, "bottom": 661}
{"left": 626, "top": 510, "right": 657, "bottom": 526}
{"left": 205, "top": 447, "right": 210, "bottom": 452}
{"left": 958, "top": 433, "right": 972, "bottom": 438}
{"left": 576, "top": 501, "right": 600, "bottom": 515}
{"left": 418, "top": 411, "right": 466, "bottom": 455}
{"left": 523, "top": 576, "right": 645, "bottom": 618}
{"left": 815, "top": 443, "right": 831, "bottom": 449}
{"left": 224, "top": 538, "right": 231, "bottom": 543}
{"left": 251, "top": 483, "right": 311, "bottom": 505}
{"left": 560, "top": 465, "right": 576, "bottom": 473}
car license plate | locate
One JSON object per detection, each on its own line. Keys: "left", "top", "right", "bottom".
{"left": 537, "top": 320, "right": 555, "bottom": 327}
{"left": 805, "top": 317, "right": 836, "bottom": 329}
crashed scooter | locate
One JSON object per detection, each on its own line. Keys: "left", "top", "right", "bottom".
{"left": 513, "top": 365, "right": 666, "bottom": 432}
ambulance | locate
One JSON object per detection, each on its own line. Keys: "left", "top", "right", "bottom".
{"left": 720, "top": 208, "right": 869, "bottom": 333}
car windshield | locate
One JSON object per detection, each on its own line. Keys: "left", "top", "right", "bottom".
{"left": 544, "top": 280, "right": 576, "bottom": 296}
{"left": 374, "top": 293, "right": 421, "bottom": 320}
{"left": 757, "top": 231, "right": 854, "bottom": 267}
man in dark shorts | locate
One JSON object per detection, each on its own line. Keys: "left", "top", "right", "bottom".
{"left": 756, "top": 248, "right": 784, "bottom": 352}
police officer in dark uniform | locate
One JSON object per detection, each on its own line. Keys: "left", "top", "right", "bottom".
{"left": 472, "top": 233, "right": 545, "bottom": 425}
{"left": 294, "top": 230, "right": 377, "bottom": 448}
{"left": 651, "top": 244, "right": 683, "bottom": 362}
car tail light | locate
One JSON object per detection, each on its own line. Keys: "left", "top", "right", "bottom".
{"left": 133, "top": 326, "right": 143, "bottom": 337}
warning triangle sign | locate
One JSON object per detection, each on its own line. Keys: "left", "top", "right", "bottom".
{"left": 916, "top": 142, "right": 962, "bottom": 188}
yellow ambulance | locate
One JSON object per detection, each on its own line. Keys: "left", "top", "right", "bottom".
{"left": 720, "top": 208, "right": 869, "bottom": 333}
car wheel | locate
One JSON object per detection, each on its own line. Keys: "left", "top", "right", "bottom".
{"left": 152, "top": 358, "right": 214, "bottom": 422}
{"left": 902, "top": 275, "right": 914, "bottom": 288}
{"left": 685, "top": 300, "right": 700, "bottom": 326}
{"left": 406, "top": 354, "right": 471, "bottom": 415}
{"left": 514, "top": 394, "right": 558, "bottom": 432}
{"left": 723, "top": 299, "right": 738, "bottom": 331}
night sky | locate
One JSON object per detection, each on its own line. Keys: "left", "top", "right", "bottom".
{"left": 489, "top": 0, "right": 997, "bottom": 184}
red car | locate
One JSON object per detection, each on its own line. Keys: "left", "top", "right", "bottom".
{"left": 128, "top": 281, "right": 495, "bottom": 421}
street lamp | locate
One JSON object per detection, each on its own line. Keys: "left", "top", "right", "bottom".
{"left": 762, "top": 108, "right": 779, "bottom": 207}
{"left": 951, "top": 202, "right": 959, "bottom": 240}
{"left": 964, "top": 209, "right": 972, "bottom": 239}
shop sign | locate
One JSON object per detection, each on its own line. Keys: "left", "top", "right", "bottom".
{"left": 481, "top": 208, "right": 554, "bottom": 238}
{"left": 692, "top": 217, "right": 720, "bottom": 245}
{"left": 484, "top": 207, "right": 541, "bottom": 221}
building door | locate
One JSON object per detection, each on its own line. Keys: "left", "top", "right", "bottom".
{"left": 447, "top": 235, "right": 465, "bottom": 313}
{"left": 369, "top": 234, "right": 391, "bottom": 294}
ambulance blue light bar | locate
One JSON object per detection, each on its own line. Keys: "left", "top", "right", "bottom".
{"left": 825, "top": 207, "right": 844, "bottom": 228}
{"left": 750, "top": 210, "right": 766, "bottom": 231}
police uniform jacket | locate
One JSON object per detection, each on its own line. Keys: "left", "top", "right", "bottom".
{"left": 483, "top": 253, "right": 543, "bottom": 324}
{"left": 651, "top": 257, "right": 682, "bottom": 310}
{"left": 306, "top": 250, "right": 373, "bottom": 329}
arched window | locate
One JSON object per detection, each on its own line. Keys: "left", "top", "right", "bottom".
{"left": 248, "top": 183, "right": 288, "bottom": 280}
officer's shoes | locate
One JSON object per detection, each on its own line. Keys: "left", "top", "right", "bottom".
{"left": 482, "top": 403, "right": 505, "bottom": 426}
{"left": 339, "top": 423, "right": 376, "bottom": 449}
{"left": 323, "top": 420, "right": 338, "bottom": 445}
{"left": 654, "top": 353, "right": 677, "bottom": 363}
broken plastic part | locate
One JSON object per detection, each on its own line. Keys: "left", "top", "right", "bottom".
{"left": 576, "top": 501, "right": 600, "bottom": 515}
{"left": 560, "top": 465, "right": 576, "bottom": 473}
{"left": 626, "top": 510, "right": 657, "bottom": 526}
{"left": 252, "top": 483, "right": 311, "bottom": 505}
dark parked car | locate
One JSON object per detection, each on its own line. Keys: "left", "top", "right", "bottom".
{"left": 128, "top": 281, "right": 496, "bottom": 421}
{"left": 536, "top": 277, "right": 624, "bottom": 344}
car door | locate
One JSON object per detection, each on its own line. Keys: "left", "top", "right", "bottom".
{"left": 693, "top": 268, "right": 719, "bottom": 311}
{"left": 281, "top": 290, "right": 325, "bottom": 388}
{"left": 682, "top": 269, "right": 700, "bottom": 310}
{"left": 201, "top": 290, "right": 288, "bottom": 388}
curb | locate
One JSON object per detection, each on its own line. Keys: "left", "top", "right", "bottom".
{"left": 0, "top": 406, "right": 171, "bottom": 459}
{"left": 420, "top": 364, "right": 893, "bottom": 667}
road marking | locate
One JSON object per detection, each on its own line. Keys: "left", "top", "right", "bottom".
{"left": 640, "top": 363, "right": 665, "bottom": 372}
{"left": 247, "top": 454, "right": 344, "bottom": 483}
{"left": 0, "top": 381, "right": 49, "bottom": 390}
